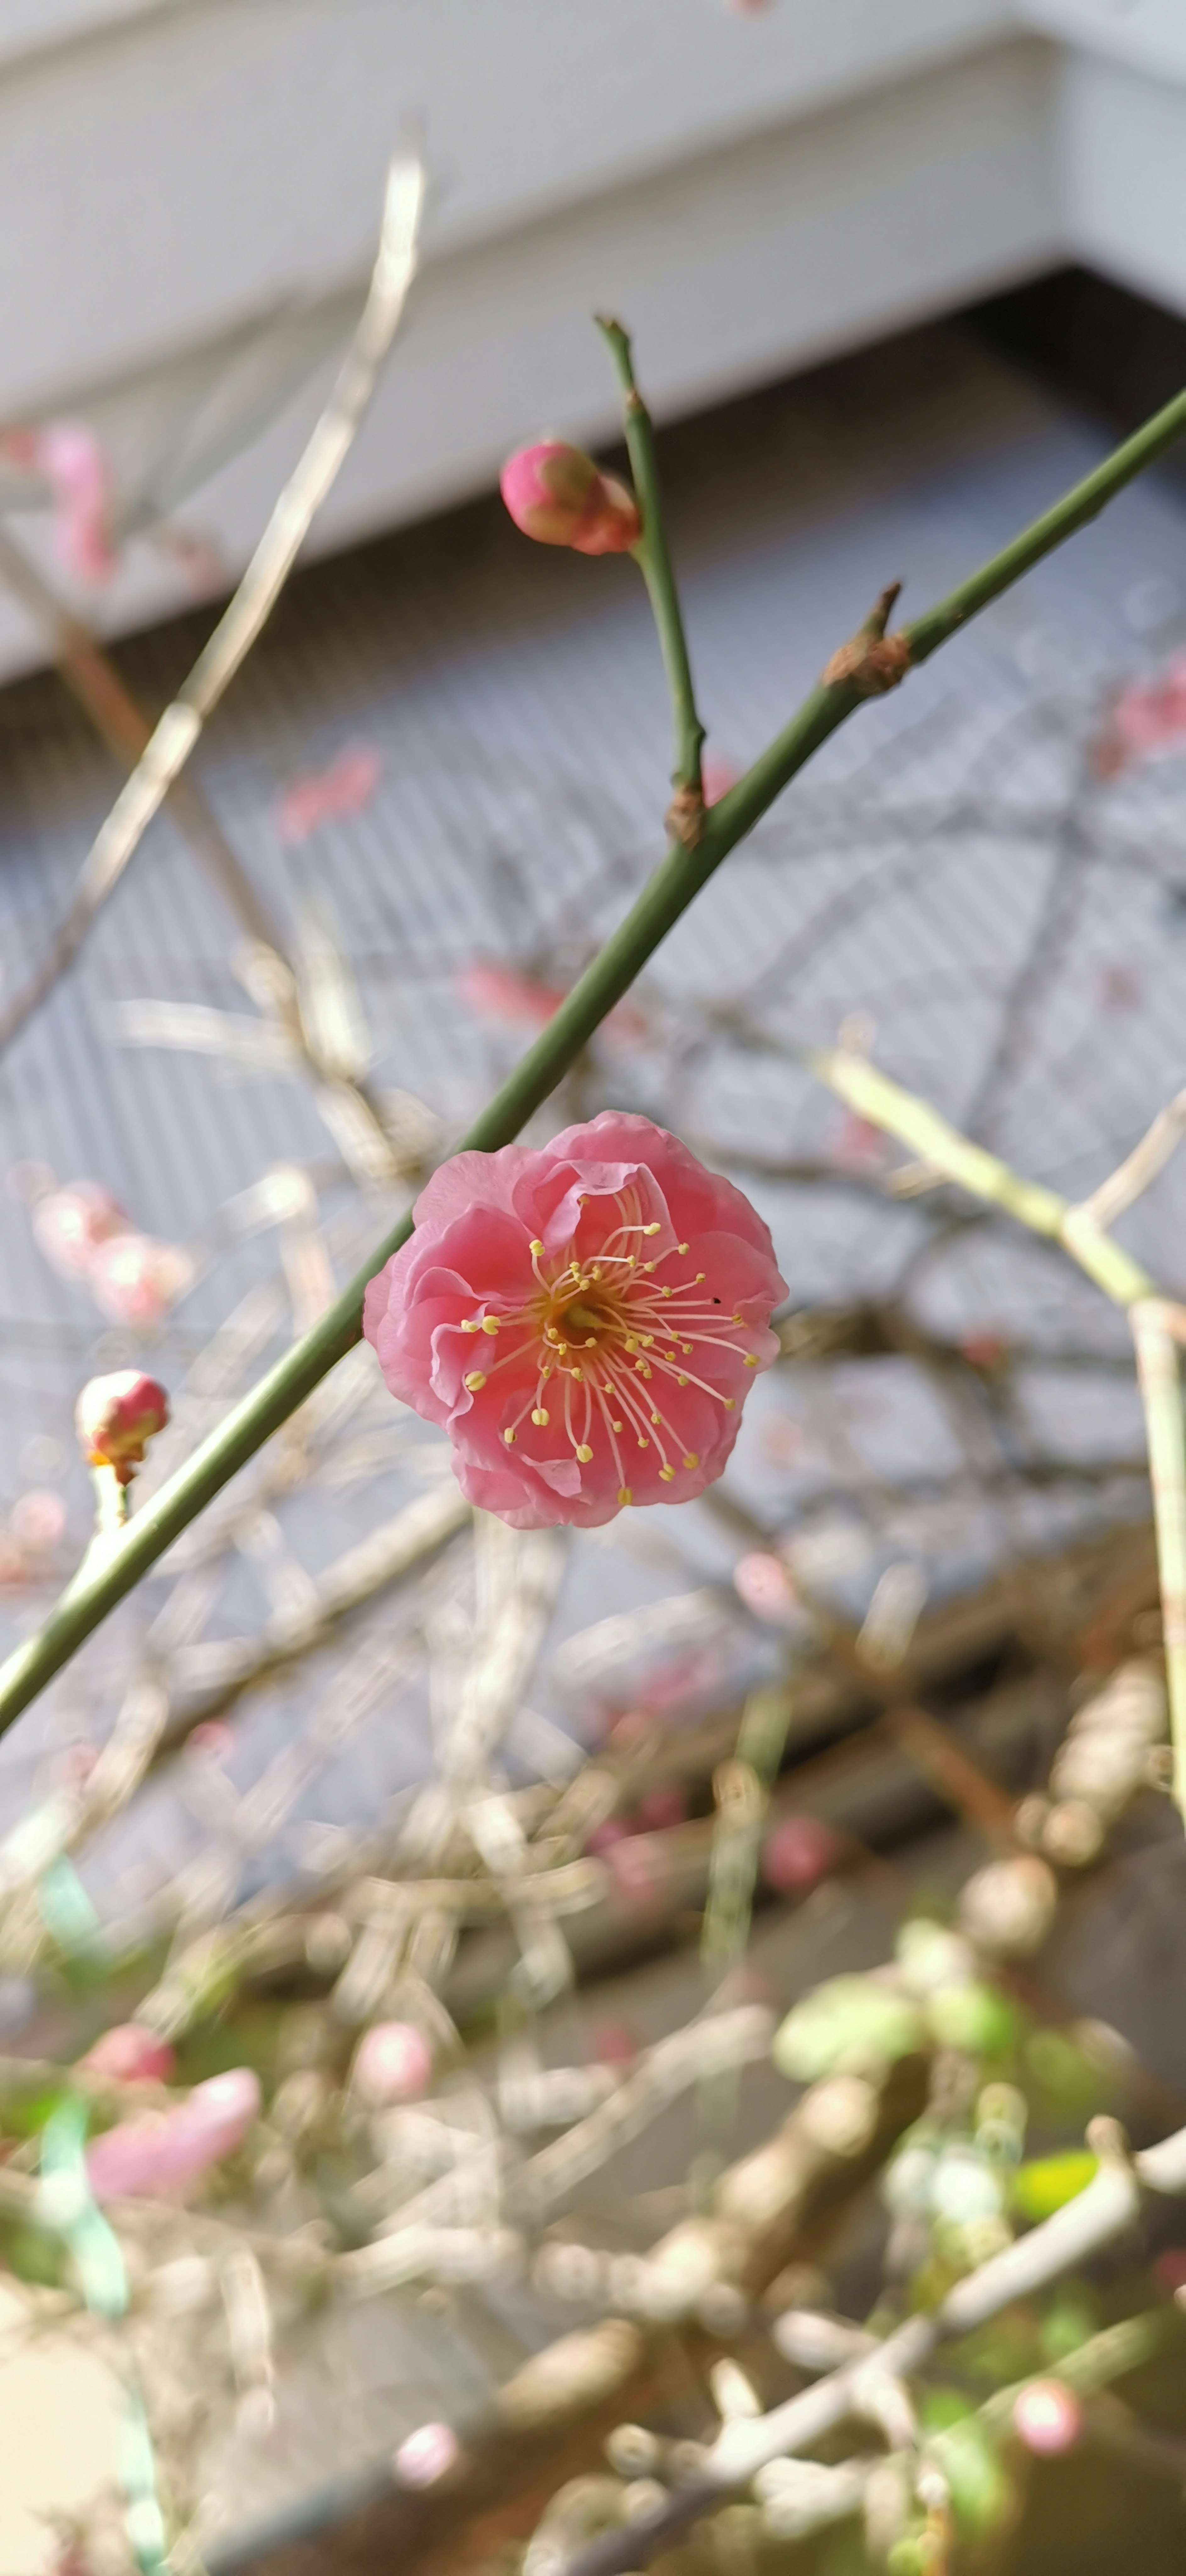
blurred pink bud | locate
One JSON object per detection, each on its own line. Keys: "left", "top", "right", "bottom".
{"left": 833, "top": 1111, "right": 886, "bottom": 1171}
{"left": 87, "top": 1232, "right": 192, "bottom": 1325}
{"left": 86, "top": 2066, "right": 261, "bottom": 2201}
{"left": 274, "top": 741, "right": 383, "bottom": 845}
{"left": 37, "top": 421, "right": 116, "bottom": 586}
{"left": 458, "top": 963, "right": 646, "bottom": 1050}
{"left": 958, "top": 1330, "right": 1008, "bottom": 1373}
{"left": 33, "top": 1181, "right": 127, "bottom": 1279}
{"left": 394, "top": 2421, "right": 459, "bottom": 2488}
{"left": 762, "top": 1812, "right": 841, "bottom": 1896}
{"left": 459, "top": 963, "right": 567, "bottom": 1030}
{"left": 701, "top": 755, "right": 739, "bottom": 805}
{"left": 500, "top": 442, "right": 640, "bottom": 554}
{"left": 585, "top": 1816, "right": 629, "bottom": 1856}
{"left": 352, "top": 2020, "right": 434, "bottom": 2107}
{"left": 603, "top": 1834, "right": 668, "bottom": 1914}
{"left": 80, "top": 2023, "right": 176, "bottom": 2086}
{"left": 74, "top": 1370, "right": 169, "bottom": 1484}
{"left": 1012, "top": 2378, "right": 1082, "bottom": 2457}
{"left": 1093, "top": 652, "right": 1186, "bottom": 778}
{"left": 184, "top": 1720, "right": 235, "bottom": 1763}
{"left": 9, "top": 1490, "right": 66, "bottom": 1554}
{"left": 587, "top": 2017, "right": 639, "bottom": 2068}
{"left": 633, "top": 1783, "right": 688, "bottom": 1832}
{"left": 734, "top": 1549, "right": 797, "bottom": 1624}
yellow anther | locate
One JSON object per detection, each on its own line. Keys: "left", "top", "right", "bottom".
{"left": 677, "top": 1374, "right": 689, "bottom": 1386}
{"left": 650, "top": 1413, "right": 661, "bottom": 1426}
{"left": 661, "top": 1286, "right": 672, "bottom": 1298}
{"left": 695, "top": 1273, "right": 706, "bottom": 1284}
{"left": 643, "top": 1262, "right": 655, "bottom": 1273}
{"left": 731, "top": 1312, "right": 743, "bottom": 1324}
{"left": 611, "top": 1418, "right": 624, "bottom": 1432}
{"left": 659, "top": 1465, "right": 675, "bottom": 1483}
{"left": 642, "top": 1335, "right": 654, "bottom": 1348}
{"left": 743, "top": 1354, "right": 759, "bottom": 1368}
{"left": 625, "top": 1336, "right": 638, "bottom": 1353}
{"left": 575, "top": 1443, "right": 593, "bottom": 1463}
{"left": 531, "top": 1407, "right": 549, "bottom": 1426}
{"left": 481, "top": 1316, "right": 500, "bottom": 1336}
{"left": 570, "top": 1261, "right": 582, "bottom": 1279}
{"left": 585, "top": 1336, "right": 597, "bottom": 1348}
{"left": 571, "top": 1366, "right": 582, "bottom": 1381}
{"left": 463, "top": 1371, "right": 487, "bottom": 1392}
{"left": 617, "top": 1486, "right": 633, "bottom": 1506}
{"left": 677, "top": 1242, "right": 689, "bottom": 1255}
{"left": 682, "top": 1452, "right": 699, "bottom": 1469}
{"left": 643, "top": 1223, "right": 660, "bottom": 1235}
{"left": 461, "top": 1319, "right": 479, "bottom": 1334}
{"left": 530, "top": 1238, "right": 545, "bottom": 1257}
{"left": 723, "top": 1398, "right": 736, "bottom": 1411}
{"left": 503, "top": 1427, "right": 516, "bottom": 1445}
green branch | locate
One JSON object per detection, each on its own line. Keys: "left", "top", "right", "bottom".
{"left": 597, "top": 314, "right": 705, "bottom": 829}
{"left": 2, "top": 367, "right": 1186, "bottom": 1742}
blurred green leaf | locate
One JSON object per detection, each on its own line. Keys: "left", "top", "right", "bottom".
{"left": 773, "top": 1977, "right": 924, "bottom": 2081}
{"left": 1013, "top": 2150, "right": 1098, "bottom": 2221}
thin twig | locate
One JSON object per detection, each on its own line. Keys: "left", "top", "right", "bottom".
{"left": 1079, "top": 1087, "right": 1186, "bottom": 1230}
{"left": 2, "top": 370, "right": 1186, "bottom": 1737}
{"left": 597, "top": 315, "right": 705, "bottom": 841}
{"left": 1131, "top": 1299, "right": 1186, "bottom": 1823}
{"left": 0, "top": 154, "right": 424, "bottom": 1061}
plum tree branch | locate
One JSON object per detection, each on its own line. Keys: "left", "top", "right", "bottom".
{"left": 1, "top": 374, "right": 1186, "bottom": 1741}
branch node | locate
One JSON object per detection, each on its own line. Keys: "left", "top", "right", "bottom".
{"left": 822, "top": 587, "right": 910, "bottom": 695}
{"left": 666, "top": 783, "right": 705, "bottom": 849}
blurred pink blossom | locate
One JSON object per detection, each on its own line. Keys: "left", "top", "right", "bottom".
{"left": 352, "top": 2020, "right": 434, "bottom": 2107}
{"left": 38, "top": 422, "right": 116, "bottom": 585}
{"left": 1094, "top": 652, "right": 1186, "bottom": 777}
{"left": 80, "top": 2024, "right": 176, "bottom": 2086}
{"left": 394, "top": 2422, "right": 459, "bottom": 2488}
{"left": 833, "top": 1111, "right": 887, "bottom": 1171}
{"left": 86, "top": 2066, "right": 260, "bottom": 2201}
{"left": 274, "top": 742, "right": 383, "bottom": 845}
{"left": 87, "top": 1231, "right": 192, "bottom": 1325}
{"left": 9, "top": 1490, "right": 65, "bottom": 1554}
{"left": 1012, "top": 2378, "right": 1082, "bottom": 2457}
{"left": 762, "top": 1812, "right": 841, "bottom": 1896}
{"left": 33, "top": 1181, "right": 127, "bottom": 1279}
{"left": 500, "top": 442, "right": 639, "bottom": 554}
{"left": 458, "top": 962, "right": 646, "bottom": 1049}
{"left": 363, "top": 1111, "right": 785, "bottom": 1529}
{"left": 733, "top": 1549, "right": 797, "bottom": 1624}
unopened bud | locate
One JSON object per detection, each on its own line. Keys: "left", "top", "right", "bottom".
{"left": 1012, "top": 2377, "right": 1082, "bottom": 2456}
{"left": 80, "top": 2023, "right": 175, "bottom": 2085}
{"left": 500, "top": 442, "right": 640, "bottom": 555}
{"left": 75, "top": 1371, "right": 169, "bottom": 1484}
{"left": 351, "top": 2019, "right": 434, "bottom": 2107}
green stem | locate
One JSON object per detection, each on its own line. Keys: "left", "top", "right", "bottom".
{"left": 2, "top": 375, "right": 1186, "bottom": 1741}
{"left": 1130, "top": 1301, "right": 1186, "bottom": 1825}
{"left": 597, "top": 314, "right": 705, "bottom": 806}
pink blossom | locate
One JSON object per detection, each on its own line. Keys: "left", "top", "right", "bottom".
{"left": 394, "top": 2422, "right": 459, "bottom": 2487}
{"left": 85, "top": 2066, "right": 260, "bottom": 2201}
{"left": 458, "top": 962, "right": 646, "bottom": 1049}
{"left": 351, "top": 2020, "right": 434, "bottom": 2107}
{"left": 1094, "top": 652, "right": 1186, "bottom": 777}
{"left": 762, "top": 1812, "right": 841, "bottom": 1895}
{"left": 1012, "top": 2378, "right": 1082, "bottom": 2457}
{"left": 500, "top": 442, "right": 640, "bottom": 555}
{"left": 29, "top": 422, "right": 116, "bottom": 585}
{"left": 603, "top": 1833, "right": 669, "bottom": 1914}
{"left": 363, "top": 1113, "right": 786, "bottom": 1529}
{"left": 33, "top": 1181, "right": 127, "bottom": 1279}
{"left": 274, "top": 741, "right": 383, "bottom": 845}
{"left": 80, "top": 2023, "right": 176, "bottom": 2086}
{"left": 734, "top": 1549, "right": 797, "bottom": 1624}
{"left": 87, "top": 1231, "right": 192, "bottom": 1325}
{"left": 833, "top": 1111, "right": 886, "bottom": 1171}
{"left": 75, "top": 1370, "right": 169, "bottom": 1482}
{"left": 587, "top": 2018, "right": 638, "bottom": 2068}
{"left": 634, "top": 1783, "right": 688, "bottom": 1832}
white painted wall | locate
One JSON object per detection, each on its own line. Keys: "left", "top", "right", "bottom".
{"left": 0, "top": 0, "right": 1181, "bottom": 674}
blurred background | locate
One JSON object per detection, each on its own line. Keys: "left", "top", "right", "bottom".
{"left": 3, "top": 7, "right": 1186, "bottom": 2576}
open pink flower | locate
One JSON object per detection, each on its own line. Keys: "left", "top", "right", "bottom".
{"left": 363, "top": 1112, "right": 786, "bottom": 1529}
{"left": 500, "top": 442, "right": 640, "bottom": 555}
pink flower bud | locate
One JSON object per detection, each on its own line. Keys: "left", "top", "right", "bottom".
{"left": 80, "top": 2024, "right": 176, "bottom": 2086}
{"left": 762, "top": 1813, "right": 842, "bottom": 1896}
{"left": 74, "top": 1371, "right": 169, "bottom": 1484}
{"left": 500, "top": 442, "right": 640, "bottom": 555}
{"left": 37, "top": 420, "right": 116, "bottom": 586}
{"left": 1012, "top": 2378, "right": 1082, "bottom": 2457}
{"left": 394, "top": 2421, "right": 459, "bottom": 2487}
{"left": 352, "top": 2020, "right": 434, "bottom": 2107}
{"left": 734, "top": 1549, "right": 797, "bottom": 1624}
{"left": 87, "top": 1231, "right": 192, "bottom": 1325}
{"left": 33, "top": 1181, "right": 127, "bottom": 1278}
{"left": 86, "top": 2066, "right": 261, "bottom": 2201}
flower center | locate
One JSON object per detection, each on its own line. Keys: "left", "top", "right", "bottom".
{"left": 457, "top": 1187, "right": 761, "bottom": 1505}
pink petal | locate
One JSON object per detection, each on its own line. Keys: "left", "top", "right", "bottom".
{"left": 274, "top": 743, "right": 383, "bottom": 846}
